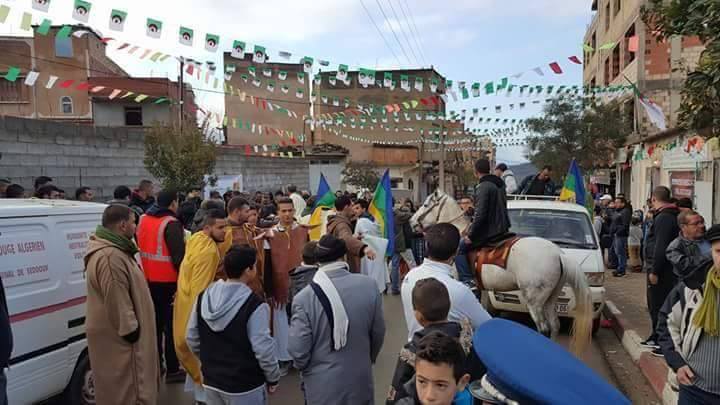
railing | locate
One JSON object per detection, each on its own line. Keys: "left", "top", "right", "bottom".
{"left": 507, "top": 194, "right": 561, "bottom": 202}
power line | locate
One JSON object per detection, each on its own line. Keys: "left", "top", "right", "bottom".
{"left": 399, "top": 0, "right": 429, "bottom": 66}
{"left": 371, "top": 0, "right": 413, "bottom": 66}
{"left": 385, "top": 0, "right": 420, "bottom": 66}
{"left": 396, "top": 0, "right": 428, "bottom": 66}
{"left": 358, "top": 0, "right": 404, "bottom": 67}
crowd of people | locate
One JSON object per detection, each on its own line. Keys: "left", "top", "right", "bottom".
{"left": 592, "top": 185, "right": 720, "bottom": 403}
{"left": 4, "top": 163, "right": 713, "bottom": 404}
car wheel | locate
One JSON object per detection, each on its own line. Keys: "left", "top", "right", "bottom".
{"left": 65, "top": 353, "right": 95, "bottom": 405}
{"left": 480, "top": 291, "right": 499, "bottom": 317}
{"left": 592, "top": 317, "right": 601, "bottom": 337}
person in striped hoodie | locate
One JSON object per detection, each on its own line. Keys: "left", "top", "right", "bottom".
{"left": 657, "top": 224, "right": 720, "bottom": 405}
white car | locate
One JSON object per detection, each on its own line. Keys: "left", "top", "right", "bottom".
{"left": 483, "top": 198, "right": 606, "bottom": 334}
{"left": 1, "top": 199, "right": 104, "bottom": 404}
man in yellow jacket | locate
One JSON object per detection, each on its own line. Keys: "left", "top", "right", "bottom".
{"left": 173, "top": 208, "right": 231, "bottom": 402}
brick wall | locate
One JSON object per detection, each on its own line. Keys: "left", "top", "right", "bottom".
{"left": 0, "top": 116, "right": 309, "bottom": 199}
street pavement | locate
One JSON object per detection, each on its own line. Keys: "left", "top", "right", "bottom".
{"left": 160, "top": 293, "right": 622, "bottom": 404}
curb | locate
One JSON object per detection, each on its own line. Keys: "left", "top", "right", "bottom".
{"left": 602, "top": 301, "right": 677, "bottom": 405}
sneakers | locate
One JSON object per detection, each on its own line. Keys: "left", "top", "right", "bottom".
{"left": 279, "top": 361, "right": 292, "bottom": 377}
{"left": 612, "top": 271, "right": 626, "bottom": 277}
{"left": 640, "top": 338, "right": 660, "bottom": 349}
{"left": 651, "top": 348, "right": 664, "bottom": 357}
{"left": 165, "top": 370, "right": 186, "bottom": 384}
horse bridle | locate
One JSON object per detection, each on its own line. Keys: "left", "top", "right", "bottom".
{"left": 416, "top": 194, "right": 448, "bottom": 225}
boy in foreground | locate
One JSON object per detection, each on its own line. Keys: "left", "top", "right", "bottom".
{"left": 186, "top": 245, "right": 280, "bottom": 404}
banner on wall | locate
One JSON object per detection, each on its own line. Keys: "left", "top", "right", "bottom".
{"left": 669, "top": 171, "right": 694, "bottom": 200}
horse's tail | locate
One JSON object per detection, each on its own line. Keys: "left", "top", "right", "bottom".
{"left": 561, "top": 253, "right": 593, "bottom": 357}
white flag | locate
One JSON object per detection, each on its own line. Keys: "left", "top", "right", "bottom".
{"left": 46, "top": 75, "right": 59, "bottom": 89}
{"left": 639, "top": 97, "right": 667, "bottom": 131}
{"left": 24, "top": 71, "right": 40, "bottom": 86}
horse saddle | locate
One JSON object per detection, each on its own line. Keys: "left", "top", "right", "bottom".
{"left": 474, "top": 235, "right": 521, "bottom": 271}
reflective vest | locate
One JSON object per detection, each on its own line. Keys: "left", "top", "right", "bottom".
{"left": 136, "top": 214, "right": 179, "bottom": 283}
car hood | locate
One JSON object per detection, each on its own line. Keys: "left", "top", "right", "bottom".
{"left": 560, "top": 248, "right": 604, "bottom": 274}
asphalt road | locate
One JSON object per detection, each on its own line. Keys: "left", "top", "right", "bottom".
{"left": 159, "top": 294, "right": 621, "bottom": 404}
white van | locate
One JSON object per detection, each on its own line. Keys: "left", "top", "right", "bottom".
{"left": 1, "top": 199, "right": 105, "bottom": 404}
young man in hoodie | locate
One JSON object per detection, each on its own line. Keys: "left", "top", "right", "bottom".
{"left": 494, "top": 163, "right": 518, "bottom": 195}
{"left": 289, "top": 241, "right": 319, "bottom": 307}
{"left": 186, "top": 245, "right": 280, "bottom": 405}
{"left": 388, "top": 278, "right": 472, "bottom": 403}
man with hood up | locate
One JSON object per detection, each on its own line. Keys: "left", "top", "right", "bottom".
{"left": 186, "top": 245, "right": 280, "bottom": 404}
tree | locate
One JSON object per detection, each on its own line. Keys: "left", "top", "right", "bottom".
{"left": 341, "top": 162, "right": 380, "bottom": 191}
{"left": 525, "top": 97, "right": 631, "bottom": 174}
{"left": 642, "top": 0, "right": 720, "bottom": 134}
{"left": 144, "top": 121, "right": 217, "bottom": 192}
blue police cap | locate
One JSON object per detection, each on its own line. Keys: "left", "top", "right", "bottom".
{"left": 471, "top": 318, "right": 630, "bottom": 405}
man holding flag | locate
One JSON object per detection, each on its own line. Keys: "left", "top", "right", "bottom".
{"left": 308, "top": 174, "right": 336, "bottom": 241}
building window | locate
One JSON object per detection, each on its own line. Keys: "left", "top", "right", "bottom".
{"left": 624, "top": 24, "right": 636, "bottom": 65}
{"left": 591, "top": 32, "right": 597, "bottom": 53}
{"left": 605, "top": 2, "right": 611, "bottom": 31}
{"left": 590, "top": 77, "right": 596, "bottom": 88}
{"left": 604, "top": 58, "right": 610, "bottom": 86}
{"left": 60, "top": 96, "right": 73, "bottom": 114}
{"left": 614, "top": 0, "right": 621, "bottom": 16}
{"left": 612, "top": 46, "right": 621, "bottom": 79}
{"left": 55, "top": 36, "right": 73, "bottom": 58}
{"left": 0, "top": 75, "right": 28, "bottom": 102}
{"left": 124, "top": 106, "right": 143, "bottom": 126}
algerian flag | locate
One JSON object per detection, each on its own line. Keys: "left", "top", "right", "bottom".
{"left": 333, "top": 97, "right": 340, "bottom": 106}
{"left": 484, "top": 82, "right": 494, "bottom": 94}
{"left": 278, "top": 71, "right": 288, "bottom": 80}
{"left": 32, "top": 0, "right": 51, "bottom": 12}
{"left": 628, "top": 80, "right": 667, "bottom": 130}
{"left": 390, "top": 80, "right": 397, "bottom": 91}
{"left": 248, "top": 66, "right": 256, "bottom": 77}
{"left": 414, "top": 77, "right": 423, "bottom": 92}
{"left": 252, "top": 78, "right": 261, "bottom": 87}
{"left": 231, "top": 40, "right": 246, "bottom": 59}
{"left": 400, "top": 74, "right": 410, "bottom": 91}
{"left": 240, "top": 74, "right": 248, "bottom": 82}
{"left": 302, "top": 56, "right": 314, "bottom": 73}
{"left": 253, "top": 45, "right": 267, "bottom": 63}
{"left": 472, "top": 82, "right": 481, "bottom": 97}
{"left": 263, "top": 68, "right": 272, "bottom": 77}
{"left": 337, "top": 64, "right": 349, "bottom": 81}
{"left": 297, "top": 72, "right": 305, "bottom": 84}
{"left": 319, "top": 60, "right": 330, "bottom": 67}
{"left": 72, "top": 0, "right": 91, "bottom": 22}
{"left": 358, "top": 68, "right": 375, "bottom": 87}
{"left": 205, "top": 34, "right": 219, "bottom": 52}
{"left": 329, "top": 77, "right": 337, "bottom": 86}
{"left": 146, "top": 18, "right": 162, "bottom": 38}
{"left": 108, "top": 9, "right": 127, "bottom": 31}
{"left": 296, "top": 88, "right": 304, "bottom": 99}
{"left": 281, "top": 85, "right": 289, "bottom": 94}
{"left": 179, "top": 26, "right": 193, "bottom": 46}
{"left": 321, "top": 95, "right": 328, "bottom": 104}
{"left": 384, "top": 72, "right": 393, "bottom": 88}
{"left": 430, "top": 78, "right": 439, "bottom": 93}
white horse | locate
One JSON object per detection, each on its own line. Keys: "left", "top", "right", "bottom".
{"left": 410, "top": 190, "right": 592, "bottom": 356}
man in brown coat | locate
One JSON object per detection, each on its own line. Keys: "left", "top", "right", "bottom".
{"left": 225, "top": 197, "right": 266, "bottom": 295}
{"left": 84, "top": 204, "right": 159, "bottom": 405}
{"left": 327, "top": 195, "right": 376, "bottom": 273}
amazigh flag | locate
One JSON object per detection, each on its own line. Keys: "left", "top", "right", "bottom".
{"left": 309, "top": 173, "right": 335, "bottom": 241}
{"left": 368, "top": 169, "right": 395, "bottom": 255}
{"left": 559, "top": 159, "right": 590, "bottom": 214}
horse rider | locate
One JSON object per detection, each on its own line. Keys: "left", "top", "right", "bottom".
{"left": 455, "top": 159, "right": 511, "bottom": 283}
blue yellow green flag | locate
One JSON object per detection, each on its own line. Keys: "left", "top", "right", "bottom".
{"left": 368, "top": 170, "right": 395, "bottom": 255}
{"left": 309, "top": 174, "right": 335, "bottom": 241}
{"left": 559, "top": 159, "right": 590, "bottom": 214}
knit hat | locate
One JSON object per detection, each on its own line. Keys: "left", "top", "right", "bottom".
{"left": 316, "top": 235, "right": 347, "bottom": 263}
{"left": 706, "top": 224, "right": 720, "bottom": 243}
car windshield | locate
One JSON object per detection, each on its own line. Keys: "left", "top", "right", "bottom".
{"left": 509, "top": 208, "right": 598, "bottom": 249}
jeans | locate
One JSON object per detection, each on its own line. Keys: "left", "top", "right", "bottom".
{"left": 678, "top": 384, "right": 720, "bottom": 405}
{"left": 607, "top": 239, "right": 618, "bottom": 268}
{"left": 391, "top": 250, "right": 416, "bottom": 293}
{"left": 149, "top": 282, "right": 180, "bottom": 373}
{"left": 613, "top": 236, "right": 628, "bottom": 274}
{"left": 0, "top": 370, "right": 6, "bottom": 405}
{"left": 454, "top": 239, "right": 474, "bottom": 283}
{"left": 205, "top": 385, "right": 267, "bottom": 405}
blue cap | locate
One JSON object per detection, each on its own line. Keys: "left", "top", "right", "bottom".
{"left": 471, "top": 319, "right": 630, "bottom": 405}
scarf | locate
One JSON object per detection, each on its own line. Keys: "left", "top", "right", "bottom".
{"left": 95, "top": 225, "right": 139, "bottom": 256}
{"left": 312, "top": 261, "right": 349, "bottom": 351}
{"left": 693, "top": 266, "right": 720, "bottom": 336}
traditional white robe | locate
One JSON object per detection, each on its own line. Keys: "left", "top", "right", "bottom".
{"left": 354, "top": 217, "right": 389, "bottom": 292}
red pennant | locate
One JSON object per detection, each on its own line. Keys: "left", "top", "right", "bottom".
{"left": 185, "top": 64, "right": 194, "bottom": 75}
{"left": 101, "top": 37, "right": 114, "bottom": 44}
{"left": 281, "top": 140, "right": 287, "bottom": 146}
{"left": 549, "top": 62, "right": 563, "bottom": 74}
{"left": 430, "top": 96, "right": 440, "bottom": 105}
{"left": 59, "top": 80, "right": 75, "bottom": 88}
{"left": 393, "top": 104, "right": 401, "bottom": 113}
{"left": 420, "top": 98, "right": 429, "bottom": 106}
{"left": 262, "top": 100, "right": 267, "bottom": 110}
{"left": 290, "top": 137, "right": 297, "bottom": 144}
{"left": 75, "top": 82, "right": 90, "bottom": 91}
{"left": 568, "top": 56, "right": 582, "bottom": 65}
{"left": 628, "top": 36, "right": 639, "bottom": 52}
{"left": 244, "top": 145, "right": 251, "bottom": 156}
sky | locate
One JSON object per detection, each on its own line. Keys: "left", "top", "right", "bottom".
{"left": 0, "top": 0, "right": 592, "bottom": 163}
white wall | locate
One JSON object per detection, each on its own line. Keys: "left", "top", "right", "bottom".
{"left": 93, "top": 103, "right": 171, "bottom": 126}
{"left": 309, "top": 161, "right": 344, "bottom": 193}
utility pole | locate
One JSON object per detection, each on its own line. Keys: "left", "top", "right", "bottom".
{"left": 439, "top": 121, "right": 446, "bottom": 192}
{"left": 178, "top": 57, "right": 185, "bottom": 133}
{"left": 416, "top": 136, "right": 424, "bottom": 203}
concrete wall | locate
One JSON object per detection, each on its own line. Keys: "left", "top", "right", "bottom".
{"left": 93, "top": 103, "right": 172, "bottom": 127}
{"left": 0, "top": 116, "right": 310, "bottom": 200}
